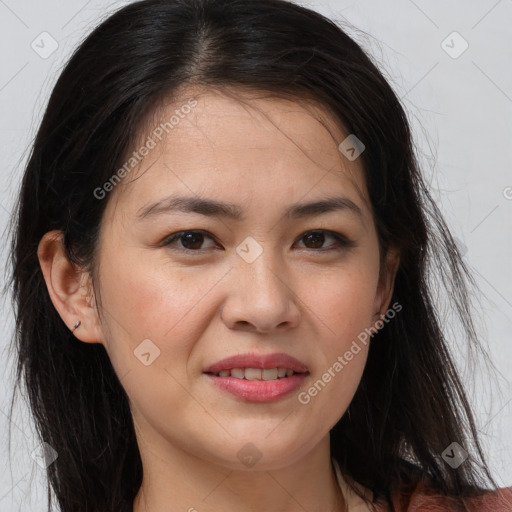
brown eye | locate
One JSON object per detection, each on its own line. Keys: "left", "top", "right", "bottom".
{"left": 302, "top": 231, "right": 326, "bottom": 249}
{"left": 180, "top": 232, "right": 205, "bottom": 250}
{"left": 163, "top": 230, "right": 217, "bottom": 252}
{"left": 296, "top": 230, "right": 355, "bottom": 252}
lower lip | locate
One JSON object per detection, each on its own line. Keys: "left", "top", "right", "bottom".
{"left": 205, "top": 373, "right": 308, "bottom": 402}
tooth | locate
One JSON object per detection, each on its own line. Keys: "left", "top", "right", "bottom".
{"left": 231, "top": 368, "right": 244, "bottom": 379}
{"left": 277, "top": 367, "right": 287, "bottom": 378}
{"left": 245, "top": 368, "right": 262, "bottom": 380}
{"left": 285, "top": 369, "right": 294, "bottom": 377}
{"left": 262, "top": 368, "right": 278, "bottom": 380}
{"left": 218, "top": 370, "right": 230, "bottom": 377}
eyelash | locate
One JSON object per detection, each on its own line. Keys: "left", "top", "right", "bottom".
{"left": 161, "top": 229, "right": 355, "bottom": 254}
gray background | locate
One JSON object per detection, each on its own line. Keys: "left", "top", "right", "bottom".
{"left": 1, "top": 0, "right": 511, "bottom": 510}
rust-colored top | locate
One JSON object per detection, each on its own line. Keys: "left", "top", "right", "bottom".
{"left": 333, "top": 459, "right": 512, "bottom": 511}
{"left": 377, "top": 479, "right": 512, "bottom": 511}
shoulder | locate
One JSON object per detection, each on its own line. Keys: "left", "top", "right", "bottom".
{"left": 375, "top": 479, "right": 512, "bottom": 512}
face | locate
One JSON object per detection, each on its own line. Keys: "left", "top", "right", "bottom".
{"left": 89, "top": 87, "right": 397, "bottom": 471}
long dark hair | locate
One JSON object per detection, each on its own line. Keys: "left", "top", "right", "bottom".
{"left": 6, "top": 0, "right": 503, "bottom": 510}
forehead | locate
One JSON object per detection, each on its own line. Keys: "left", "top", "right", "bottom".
{"left": 105, "top": 87, "right": 370, "bottom": 220}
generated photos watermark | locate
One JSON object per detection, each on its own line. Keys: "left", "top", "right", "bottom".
{"left": 93, "top": 97, "right": 198, "bottom": 200}
{"left": 298, "top": 301, "right": 402, "bottom": 404}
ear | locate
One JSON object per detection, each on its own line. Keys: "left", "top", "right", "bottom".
{"left": 372, "top": 246, "right": 400, "bottom": 322}
{"left": 37, "top": 230, "right": 104, "bottom": 344}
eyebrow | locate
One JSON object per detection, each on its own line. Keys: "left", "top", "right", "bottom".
{"left": 136, "top": 194, "right": 364, "bottom": 222}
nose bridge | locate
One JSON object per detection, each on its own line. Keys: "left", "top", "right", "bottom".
{"left": 235, "top": 235, "right": 287, "bottom": 301}
{"left": 223, "top": 235, "right": 300, "bottom": 332}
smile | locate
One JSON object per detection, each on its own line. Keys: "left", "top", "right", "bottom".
{"left": 210, "top": 367, "right": 299, "bottom": 380}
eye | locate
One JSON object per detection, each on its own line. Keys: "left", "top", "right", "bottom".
{"left": 162, "top": 230, "right": 218, "bottom": 252}
{"left": 295, "top": 230, "right": 355, "bottom": 252}
{"left": 161, "top": 229, "right": 354, "bottom": 254}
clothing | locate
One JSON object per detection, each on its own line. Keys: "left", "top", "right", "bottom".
{"left": 333, "top": 458, "right": 374, "bottom": 511}
{"left": 333, "top": 458, "right": 512, "bottom": 511}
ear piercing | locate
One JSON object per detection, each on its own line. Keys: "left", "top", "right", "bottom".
{"left": 72, "top": 320, "right": 81, "bottom": 332}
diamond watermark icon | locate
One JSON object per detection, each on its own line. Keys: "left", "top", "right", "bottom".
{"left": 453, "top": 237, "right": 468, "bottom": 257}
{"left": 236, "top": 236, "right": 263, "bottom": 263}
{"left": 441, "top": 32, "right": 469, "bottom": 59}
{"left": 237, "top": 442, "right": 263, "bottom": 468}
{"left": 31, "top": 442, "right": 58, "bottom": 468}
{"left": 134, "top": 338, "right": 161, "bottom": 366}
{"left": 442, "top": 442, "right": 468, "bottom": 468}
{"left": 338, "top": 134, "right": 365, "bottom": 161}
{"left": 31, "top": 32, "right": 59, "bottom": 59}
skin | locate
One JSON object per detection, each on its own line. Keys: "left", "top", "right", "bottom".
{"left": 38, "top": 86, "right": 400, "bottom": 512}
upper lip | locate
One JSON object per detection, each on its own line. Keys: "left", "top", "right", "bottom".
{"left": 203, "top": 352, "right": 309, "bottom": 374}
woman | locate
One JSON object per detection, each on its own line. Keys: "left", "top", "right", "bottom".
{"left": 7, "top": 0, "right": 512, "bottom": 510}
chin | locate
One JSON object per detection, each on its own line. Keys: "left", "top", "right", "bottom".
{"left": 203, "top": 434, "right": 317, "bottom": 472}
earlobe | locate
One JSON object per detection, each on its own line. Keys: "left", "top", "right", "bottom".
{"left": 37, "top": 230, "right": 103, "bottom": 344}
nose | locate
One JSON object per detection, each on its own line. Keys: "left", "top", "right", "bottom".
{"left": 220, "top": 247, "right": 301, "bottom": 334}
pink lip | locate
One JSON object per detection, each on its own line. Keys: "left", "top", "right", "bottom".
{"left": 203, "top": 352, "right": 309, "bottom": 374}
{"left": 205, "top": 373, "right": 307, "bottom": 402}
{"left": 203, "top": 352, "right": 309, "bottom": 403}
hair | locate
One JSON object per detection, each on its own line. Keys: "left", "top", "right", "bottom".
{"left": 5, "top": 0, "right": 504, "bottom": 511}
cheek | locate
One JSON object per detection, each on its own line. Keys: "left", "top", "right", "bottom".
{"left": 99, "top": 241, "right": 215, "bottom": 329}
{"left": 307, "top": 260, "right": 380, "bottom": 344}
{"left": 95, "top": 246, "right": 214, "bottom": 375}
{"left": 297, "top": 254, "right": 378, "bottom": 408}
{"left": 295, "top": 270, "right": 376, "bottom": 428}
{"left": 95, "top": 253, "right": 209, "bottom": 424}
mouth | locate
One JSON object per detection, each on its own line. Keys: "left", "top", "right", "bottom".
{"left": 205, "top": 367, "right": 304, "bottom": 380}
{"left": 205, "top": 368, "right": 306, "bottom": 381}
{"left": 203, "top": 351, "right": 309, "bottom": 375}
{"left": 203, "top": 353, "right": 309, "bottom": 402}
